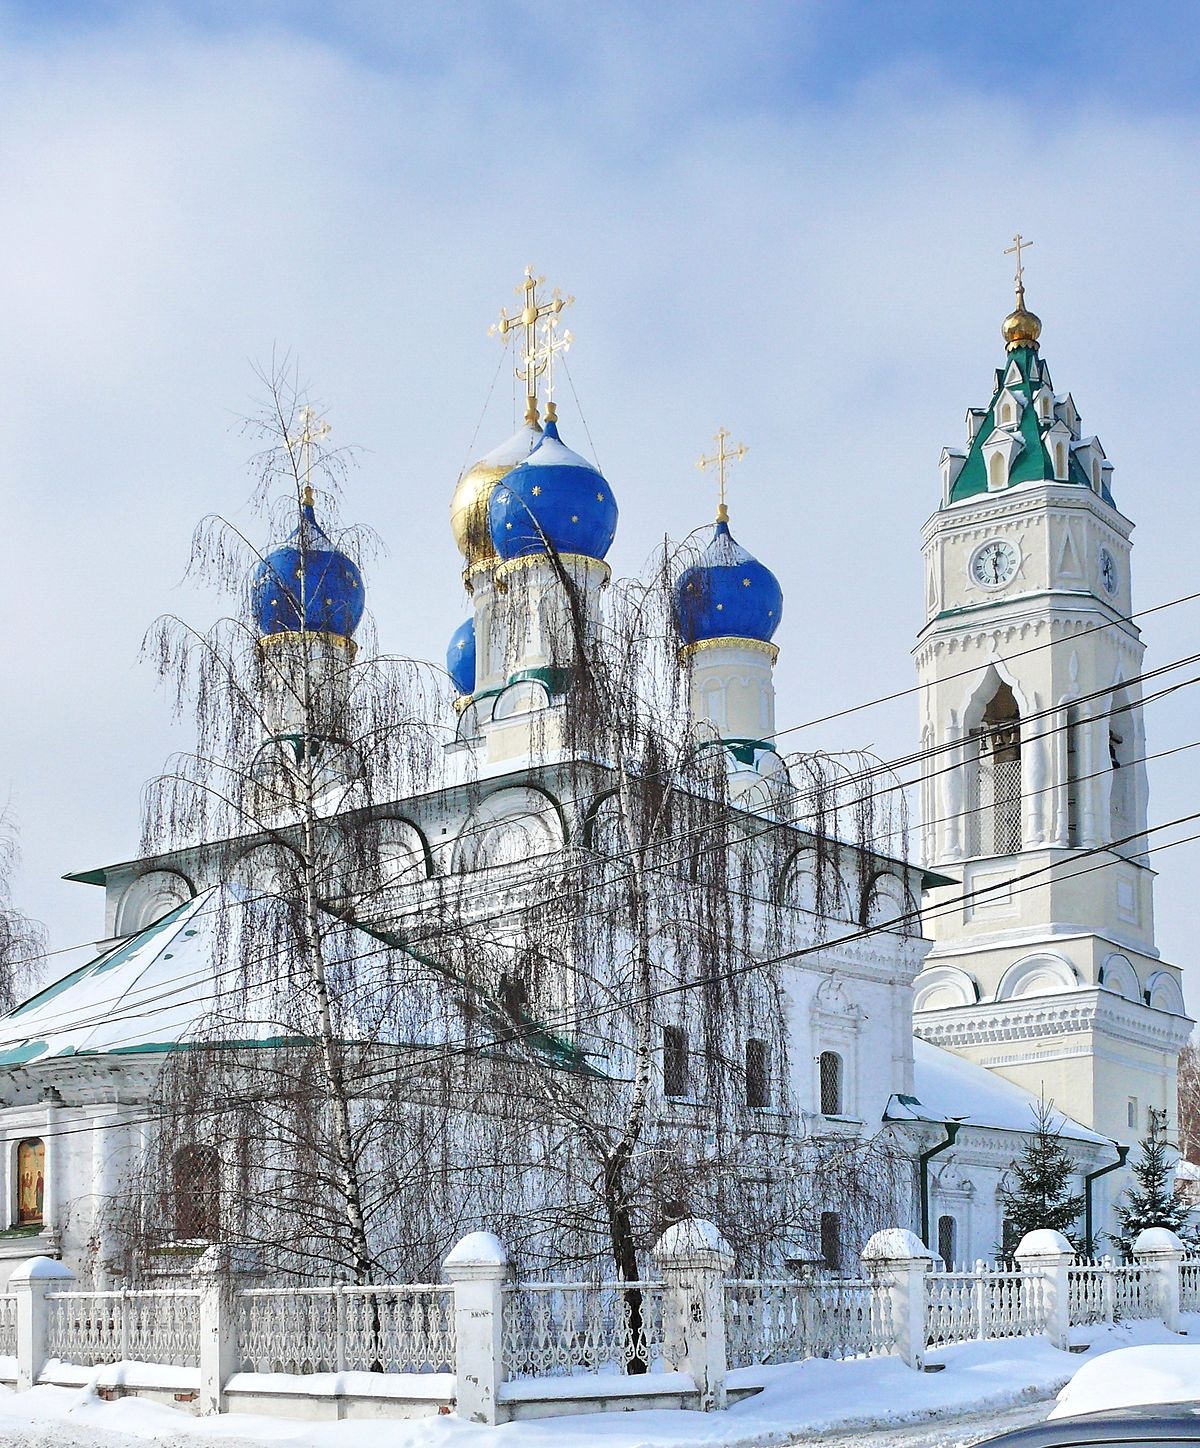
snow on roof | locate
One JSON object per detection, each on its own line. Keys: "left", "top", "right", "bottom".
{"left": 0, "top": 886, "right": 456, "bottom": 1066}
{"left": 887, "top": 1037, "right": 1112, "bottom": 1147}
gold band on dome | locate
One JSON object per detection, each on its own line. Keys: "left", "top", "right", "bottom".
{"left": 493, "top": 552, "right": 612, "bottom": 588}
{"left": 679, "top": 636, "right": 779, "bottom": 663}
{"left": 258, "top": 630, "right": 358, "bottom": 661}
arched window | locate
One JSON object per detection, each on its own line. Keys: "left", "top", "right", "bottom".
{"left": 745, "top": 1038, "right": 770, "bottom": 1109}
{"left": 1038, "top": 394, "right": 1051, "bottom": 421}
{"left": 820, "top": 1211, "right": 841, "bottom": 1273}
{"left": 172, "top": 1145, "right": 219, "bottom": 1241}
{"left": 1092, "top": 458, "right": 1102, "bottom": 491}
{"left": 966, "top": 680, "right": 1022, "bottom": 856}
{"left": 1054, "top": 443, "right": 1067, "bottom": 479}
{"left": 999, "top": 401, "right": 1014, "bottom": 425}
{"left": 15, "top": 1138, "right": 44, "bottom": 1226}
{"left": 937, "top": 1214, "right": 957, "bottom": 1270}
{"left": 987, "top": 452, "right": 1006, "bottom": 490}
{"left": 662, "top": 1026, "right": 688, "bottom": 1100}
{"left": 819, "top": 1051, "right": 843, "bottom": 1116}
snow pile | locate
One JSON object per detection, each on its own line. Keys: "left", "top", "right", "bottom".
{"left": 0, "top": 1319, "right": 1193, "bottom": 1446}
{"left": 1049, "top": 1343, "right": 1200, "bottom": 1420}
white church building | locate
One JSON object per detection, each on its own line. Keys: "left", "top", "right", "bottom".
{"left": 0, "top": 261, "right": 1186, "bottom": 1284}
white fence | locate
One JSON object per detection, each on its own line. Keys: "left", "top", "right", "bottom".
{"left": 0, "top": 1224, "right": 1193, "bottom": 1426}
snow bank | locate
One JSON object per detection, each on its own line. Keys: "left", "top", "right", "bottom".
{"left": 1050, "top": 1343, "right": 1200, "bottom": 1420}
{"left": 0, "top": 1318, "right": 1192, "bottom": 1446}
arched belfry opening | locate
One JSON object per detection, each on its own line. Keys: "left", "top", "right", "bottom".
{"left": 1108, "top": 684, "right": 1135, "bottom": 844}
{"left": 965, "top": 674, "right": 1022, "bottom": 856}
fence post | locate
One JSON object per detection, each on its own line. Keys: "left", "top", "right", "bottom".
{"left": 1014, "top": 1230, "right": 1073, "bottom": 1351}
{"left": 10, "top": 1256, "right": 74, "bottom": 1392}
{"left": 653, "top": 1217, "right": 734, "bottom": 1411}
{"left": 861, "top": 1229, "right": 933, "bottom": 1370}
{"left": 1101, "top": 1254, "right": 1115, "bottom": 1322}
{"left": 192, "top": 1244, "right": 247, "bottom": 1416}
{"left": 1132, "top": 1227, "right": 1186, "bottom": 1333}
{"left": 444, "top": 1231, "right": 508, "bottom": 1426}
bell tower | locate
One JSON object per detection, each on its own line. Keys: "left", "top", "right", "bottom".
{"left": 911, "top": 245, "right": 1191, "bottom": 1192}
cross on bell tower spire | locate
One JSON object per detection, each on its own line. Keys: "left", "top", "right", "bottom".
{"left": 490, "top": 266, "right": 574, "bottom": 428}
{"left": 1004, "top": 232, "right": 1034, "bottom": 308}
{"left": 696, "top": 427, "right": 747, "bottom": 523}
{"left": 293, "top": 405, "right": 331, "bottom": 508}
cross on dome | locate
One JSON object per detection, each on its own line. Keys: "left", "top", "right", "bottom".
{"left": 696, "top": 427, "right": 747, "bottom": 523}
{"left": 524, "top": 313, "right": 573, "bottom": 422}
{"left": 1004, "top": 232, "right": 1033, "bottom": 305}
{"left": 292, "top": 405, "right": 331, "bottom": 500}
{"left": 490, "top": 266, "right": 574, "bottom": 428}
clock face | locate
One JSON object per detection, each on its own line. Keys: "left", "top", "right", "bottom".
{"left": 1099, "top": 547, "right": 1118, "bottom": 595}
{"left": 969, "top": 539, "right": 1019, "bottom": 590}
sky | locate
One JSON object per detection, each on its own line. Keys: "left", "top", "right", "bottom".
{"left": 2, "top": 0, "right": 1200, "bottom": 1002}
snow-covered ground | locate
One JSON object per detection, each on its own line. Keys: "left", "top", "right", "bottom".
{"left": 0, "top": 1318, "right": 1194, "bottom": 1448}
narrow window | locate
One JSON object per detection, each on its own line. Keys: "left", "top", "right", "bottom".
{"left": 663, "top": 1026, "right": 688, "bottom": 1100}
{"left": 987, "top": 452, "right": 1006, "bottom": 490}
{"left": 820, "top": 1211, "right": 841, "bottom": 1273}
{"left": 1127, "top": 1097, "right": 1138, "bottom": 1131}
{"left": 937, "top": 1214, "right": 957, "bottom": 1270}
{"left": 1001, "top": 1217, "right": 1020, "bottom": 1260}
{"left": 173, "top": 1144, "right": 219, "bottom": 1241}
{"left": 1065, "top": 704, "right": 1082, "bottom": 848}
{"left": 15, "top": 1138, "right": 44, "bottom": 1226}
{"left": 819, "top": 1051, "right": 843, "bottom": 1116}
{"left": 1092, "top": 458, "right": 1102, "bottom": 490}
{"left": 1055, "top": 442, "right": 1067, "bottom": 479}
{"left": 746, "top": 1038, "right": 770, "bottom": 1109}
{"left": 1108, "top": 691, "right": 1133, "bottom": 839}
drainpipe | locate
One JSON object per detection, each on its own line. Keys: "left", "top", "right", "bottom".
{"left": 1084, "top": 1143, "right": 1129, "bottom": 1254}
{"left": 919, "top": 1122, "right": 961, "bottom": 1249}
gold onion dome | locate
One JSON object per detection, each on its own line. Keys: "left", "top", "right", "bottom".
{"left": 1002, "top": 286, "right": 1042, "bottom": 351}
{"left": 450, "top": 422, "right": 542, "bottom": 566}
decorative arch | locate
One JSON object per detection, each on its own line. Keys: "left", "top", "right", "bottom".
{"left": 115, "top": 870, "right": 195, "bottom": 937}
{"left": 860, "top": 870, "right": 910, "bottom": 928}
{"left": 1098, "top": 951, "right": 1140, "bottom": 1002}
{"left": 492, "top": 678, "right": 552, "bottom": 721}
{"left": 777, "top": 846, "right": 851, "bottom": 923}
{"left": 960, "top": 663, "right": 1027, "bottom": 858}
{"left": 453, "top": 785, "right": 566, "bottom": 873}
{"left": 995, "top": 951, "right": 1079, "bottom": 1002}
{"left": 581, "top": 789, "right": 621, "bottom": 853}
{"left": 1145, "top": 970, "right": 1187, "bottom": 1016}
{"left": 229, "top": 842, "right": 304, "bottom": 898}
{"left": 912, "top": 964, "right": 979, "bottom": 1012}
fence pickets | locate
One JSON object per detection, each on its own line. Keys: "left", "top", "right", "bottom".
{"left": 0, "top": 1223, "right": 1192, "bottom": 1426}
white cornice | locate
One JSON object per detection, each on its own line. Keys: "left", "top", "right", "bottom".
{"left": 913, "top": 987, "right": 1192, "bottom": 1055}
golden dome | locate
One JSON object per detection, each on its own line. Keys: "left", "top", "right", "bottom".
{"left": 1002, "top": 287, "right": 1042, "bottom": 351}
{"left": 450, "top": 423, "right": 542, "bottom": 566}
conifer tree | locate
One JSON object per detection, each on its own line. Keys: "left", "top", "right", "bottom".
{"left": 1112, "top": 1107, "right": 1190, "bottom": 1256}
{"left": 998, "top": 1098, "right": 1085, "bottom": 1256}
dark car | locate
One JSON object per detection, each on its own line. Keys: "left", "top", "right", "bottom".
{"left": 976, "top": 1401, "right": 1200, "bottom": 1446}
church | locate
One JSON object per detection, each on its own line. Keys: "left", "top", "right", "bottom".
{"left": 0, "top": 252, "right": 1186, "bottom": 1286}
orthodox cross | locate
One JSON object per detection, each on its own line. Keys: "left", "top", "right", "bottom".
{"left": 490, "top": 266, "right": 574, "bottom": 426}
{"left": 696, "top": 427, "right": 747, "bottom": 523}
{"left": 295, "top": 405, "right": 331, "bottom": 507}
{"left": 525, "top": 314, "right": 573, "bottom": 421}
{"left": 1004, "top": 232, "right": 1033, "bottom": 299}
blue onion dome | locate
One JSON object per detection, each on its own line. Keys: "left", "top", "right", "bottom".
{"left": 447, "top": 616, "right": 476, "bottom": 696}
{"left": 451, "top": 422, "right": 542, "bottom": 566}
{"left": 253, "top": 488, "right": 365, "bottom": 639}
{"left": 487, "top": 418, "right": 618, "bottom": 562}
{"left": 674, "top": 512, "right": 783, "bottom": 646}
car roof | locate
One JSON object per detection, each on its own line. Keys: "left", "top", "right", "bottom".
{"left": 978, "top": 1402, "right": 1200, "bottom": 1446}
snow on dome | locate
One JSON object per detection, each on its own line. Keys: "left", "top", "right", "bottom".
{"left": 674, "top": 518, "right": 783, "bottom": 647}
{"left": 1131, "top": 1226, "right": 1186, "bottom": 1255}
{"left": 443, "top": 1230, "right": 508, "bottom": 1269}
{"left": 861, "top": 1228, "right": 934, "bottom": 1262}
{"left": 487, "top": 419, "right": 618, "bottom": 562}
{"left": 654, "top": 1217, "right": 734, "bottom": 1262}
{"left": 1013, "top": 1228, "right": 1074, "bottom": 1259}
{"left": 451, "top": 422, "right": 542, "bottom": 565}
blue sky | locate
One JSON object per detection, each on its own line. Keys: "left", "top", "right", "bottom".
{"left": 0, "top": 1, "right": 1198, "bottom": 999}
